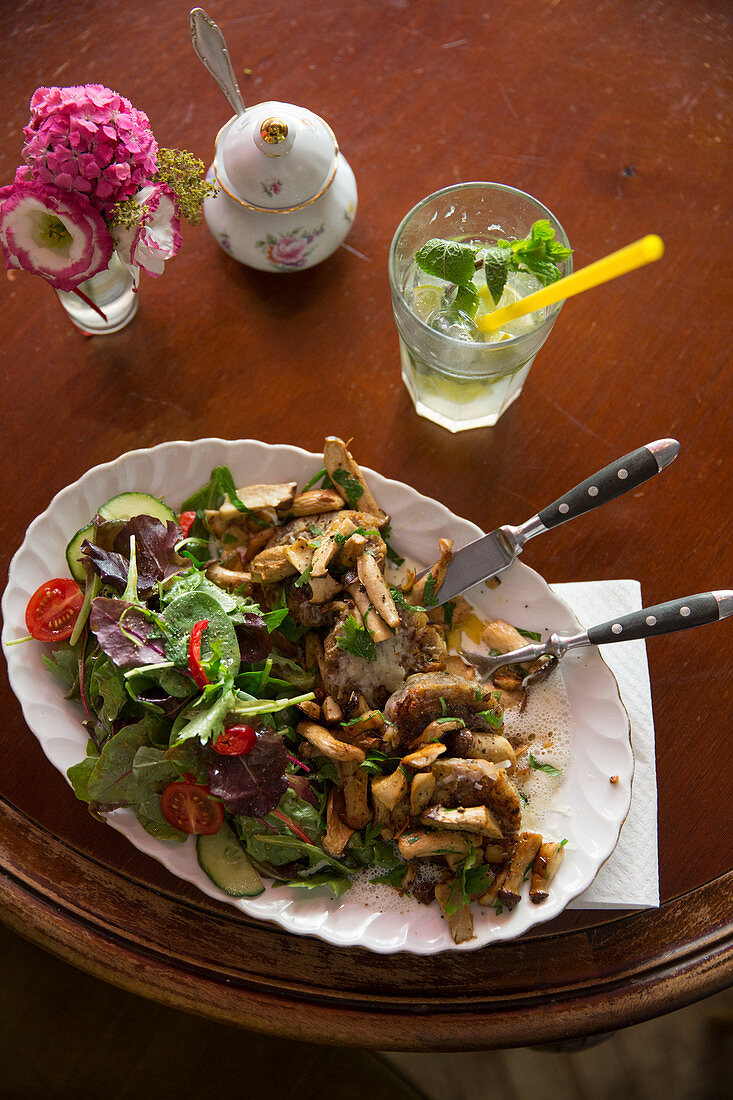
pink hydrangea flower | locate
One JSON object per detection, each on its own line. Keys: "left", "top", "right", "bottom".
{"left": 21, "top": 84, "right": 158, "bottom": 216}
{"left": 0, "top": 180, "right": 112, "bottom": 291}
{"left": 113, "top": 183, "right": 181, "bottom": 282}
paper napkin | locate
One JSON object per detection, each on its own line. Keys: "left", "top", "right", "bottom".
{"left": 551, "top": 579, "right": 659, "bottom": 909}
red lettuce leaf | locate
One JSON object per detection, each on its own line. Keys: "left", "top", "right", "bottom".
{"left": 90, "top": 597, "right": 167, "bottom": 669}
{"left": 206, "top": 731, "right": 288, "bottom": 817}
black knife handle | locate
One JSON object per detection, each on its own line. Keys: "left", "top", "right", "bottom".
{"left": 586, "top": 592, "right": 727, "bottom": 646}
{"left": 538, "top": 440, "right": 679, "bottom": 531}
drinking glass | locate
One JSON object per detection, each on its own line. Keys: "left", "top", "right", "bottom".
{"left": 388, "top": 182, "right": 572, "bottom": 432}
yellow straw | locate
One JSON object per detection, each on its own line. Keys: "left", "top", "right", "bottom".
{"left": 476, "top": 234, "right": 664, "bottom": 333}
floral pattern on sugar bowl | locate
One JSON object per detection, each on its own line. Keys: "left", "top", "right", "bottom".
{"left": 203, "top": 100, "right": 358, "bottom": 272}
{"left": 255, "top": 225, "right": 325, "bottom": 270}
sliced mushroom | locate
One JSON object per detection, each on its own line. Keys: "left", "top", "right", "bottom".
{"left": 285, "top": 535, "right": 314, "bottom": 574}
{"left": 481, "top": 619, "right": 531, "bottom": 654}
{"left": 421, "top": 805, "right": 503, "bottom": 839}
{"left": 323, "top": 436, "right": 388, "bottom": 522}
{"left": 218, "top": 482, "right": 297, "bottom": 520}
{"left": 291, "top": 488, "right": 345, "bottom": 515}
{"left": 477, "top": 865, "right": 509, "bottom": 907}
{"left": 338, "top": 532, "right": 367, "bottom": 568}
{"left": 311, "top": 514, "right": 358, "bottom": 577}
{"left": 322, "top": 790, "right": 355, "bottom": 857}
{"left": 401, "top": 742, "right": 446, "bottom": 769}
{"left": 497, "top": 831, "right": 544, "bottom": 910}
{"left": 307, "top": 574, "right": 343, "bottom": 604}
{"left": 205, "top": 562, "right": 252, "bottom": 590}
{"left": 340, "top": 710, "right": 385, "bottom": 736}
{"left": 408, "top": 718, "right": 464, "bottom": 748}
{"left": 321, "top": 695, "right": 343, "bottom": 724}
{"left": 410, "top": 772, "right": 436, "bottom": 818}
{"left": 357, "top": 553, "right": 400, "bottom": 629}
{"left": 296, "top": 698, "right": 321, "bottom": 721}
{"left": 434, "top": 881, "right": 474, "bottom": 945}
{"left": 345, "top": 580, "right": 394, "bottom": 643}
{"left": 398, "top": 829, "right": 472, "bottom": 860}
{"left": 529, "top": 841, "right": 566, "bottom": 904}
{"left": 296, "top": 720, "right": 365, "bottom": 763}
{"left": 371, "top": 766, "right": 409, "bottom": 814}
{"left": 250, "top": 545, "right": 298, "bottom": 584}
{"left": 406, "top": 538, "right": 453, "bottom": 606}
{"left": 338, "top": 761, "right": 372, "bottom": 829}
{"left": 465, "top": 733, "right": 516, "bottom": 772}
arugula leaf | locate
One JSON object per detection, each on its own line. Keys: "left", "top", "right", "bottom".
{"left": 42, "top": 646, "right": 79, "bottom": 690}
{"left": 529, "top": 753, "right": 562, "bottom": 777}
{"left": 331, "top": 468, "right": 364, "bottom": 507}
{"left": 301, "top": 467, "right": 328, "bottom": 492}
{"left": 276, "top": 872, "right": 352, "bottom": 897}
{"left": 483, "top": 245, "right": 512, "bottom": 305}
{"left": 414, "top": 239, "right": 478, "bottom": 286}
{"left": 336, "top": 614, "right": 377, "bottom": 662}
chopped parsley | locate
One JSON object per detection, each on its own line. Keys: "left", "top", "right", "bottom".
{"left": 336, "top": 614, "right": 377, "bottom": 661}
{"left": 529, "top": 753, "right": 562, "bottom": 777}
{"left": 476, "top": 708, "right": 503, "bottom": 729}
{"left": 331, "top": 468, "right": 364, "bottom": 506}
{"left": 293, "top": 565, "right": 313, "bottom": 589}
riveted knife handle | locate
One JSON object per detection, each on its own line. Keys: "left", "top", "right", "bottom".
{"left": 586, "top": 591, "right": 731, "bottom": 646}
{"left": 537, "top": 439, "right": 679, "bottom": 531}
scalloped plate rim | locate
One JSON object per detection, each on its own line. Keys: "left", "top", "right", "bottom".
{"left": 2, "top": 437, "right": 634, "bottom": 954}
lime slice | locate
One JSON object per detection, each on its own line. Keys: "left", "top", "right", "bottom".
{"left": 412, "top": 284, "right": 443, "bottom": 320}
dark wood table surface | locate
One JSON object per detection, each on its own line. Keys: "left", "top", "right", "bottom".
{"left": 1, "top": 0, "right": 731, "bottom": 1051}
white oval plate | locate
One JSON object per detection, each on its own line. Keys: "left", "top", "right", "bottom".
{"left": 2, "top": 439, "right": 633, "bottom": 953}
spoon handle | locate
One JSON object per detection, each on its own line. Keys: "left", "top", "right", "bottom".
{"left": 190, "top": 8, "right": 246, "bottom": 116}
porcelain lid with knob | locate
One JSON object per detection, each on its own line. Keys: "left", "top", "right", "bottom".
{"left": 214, "top": 101, "right": 339, "bottom": 212}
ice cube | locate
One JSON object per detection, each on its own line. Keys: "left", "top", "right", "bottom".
{"left": 428, "top": 307, "right": 482, "bottom": 342}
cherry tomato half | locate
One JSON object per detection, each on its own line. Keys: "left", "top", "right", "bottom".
{"left": 213, "top": 724, "right": 257, "bottom": 756}
{"left": 160, "top": 782, "right": 224, "bottom": 835}
{"left": 25, "top": 578, "right": 84, "bottom": 642}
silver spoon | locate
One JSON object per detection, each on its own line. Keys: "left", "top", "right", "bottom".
{"left": 462, "top": 591, "right": 733, "bottom": 679}
{"left": 190, "top": 8, "right": 246, "bottom": 116}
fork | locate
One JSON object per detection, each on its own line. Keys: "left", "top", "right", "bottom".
{"left": 461, "top": 590, "right": 733, "bottom": 679}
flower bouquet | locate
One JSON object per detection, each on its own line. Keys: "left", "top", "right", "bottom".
{"left": 0, "top": 84, "right": 215, "bottom": 330}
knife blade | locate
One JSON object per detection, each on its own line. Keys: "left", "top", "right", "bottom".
{"left": 419, "top": 439, "right": 680, "bottom": 606}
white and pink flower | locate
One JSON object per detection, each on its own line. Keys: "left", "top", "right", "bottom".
{"left": 0, "top": 180, "right": 112, "bottom": 291}
{"left": 113, "top": 183, "right": 181, "bottom": 282}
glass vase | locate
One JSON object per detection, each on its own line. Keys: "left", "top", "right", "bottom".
{"left": 56, "top": 252, "right": 138, "bottom": 335}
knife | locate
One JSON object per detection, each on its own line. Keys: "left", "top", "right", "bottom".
{"left": 421, "top": 439, "right": 680, "bottom": 606}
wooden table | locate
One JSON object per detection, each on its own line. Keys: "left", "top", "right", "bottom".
{"left": 1, "top": 0, "right": 730, "bottom": 1050}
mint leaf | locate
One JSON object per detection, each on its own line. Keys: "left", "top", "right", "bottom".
{"left": 518, "top": 255, "right": 563, "bottom": 286}
{"left": 414, "top": 239, "right": 478, "bottom": 286}
{"left": 529, "top": 753, "right": 562, "bottom": 777}
{"left": 452, "top": 283, "right": 480, "bottom": 318}
{"left": 483, "top": 246, "right": 511, "bottom": 305}
{"left": 336, "top": 614, "right": 377, "bottom": 662}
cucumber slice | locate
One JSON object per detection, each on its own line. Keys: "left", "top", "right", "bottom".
{"left": 97, "top": 491, "right": 176, "bottom": 526}
{"left": 197, "top": 822, "right": 264, "bottom": 897}
{"left": 65, "top": 522, "right": 94, "bottom": 583}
